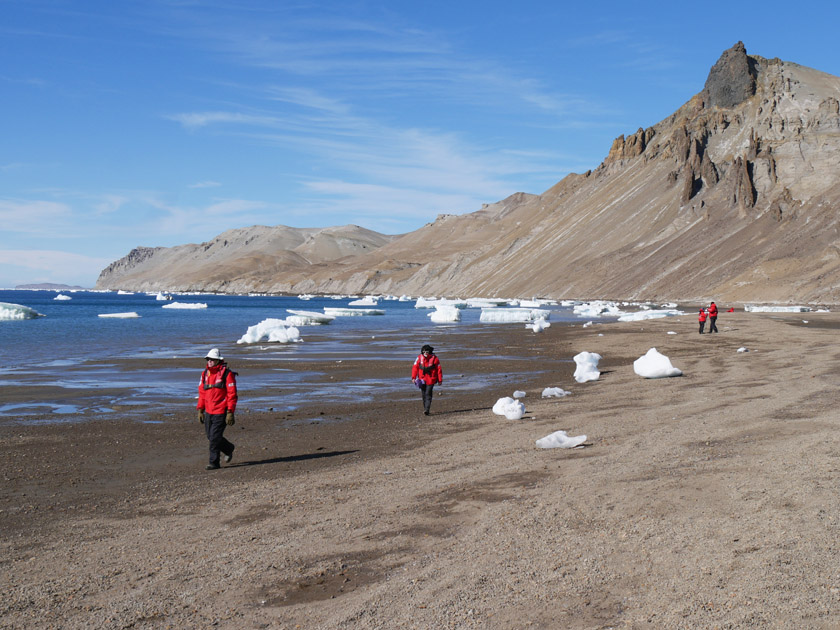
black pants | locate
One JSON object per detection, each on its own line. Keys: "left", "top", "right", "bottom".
{"left": 204, "top": 413, "right": 234, "bottom": 466}
{"left": 420, "top": 383, "right": 435, "bottom": 414}
{"left": 699, "top": 321, "right": 705, "bottom": 334}
{"left": 709, "top": 316, "right": 718, "bottom": 333}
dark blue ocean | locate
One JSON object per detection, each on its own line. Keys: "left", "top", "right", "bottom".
{"left": 0, "top": 289, "right": 590, "bottom": 423}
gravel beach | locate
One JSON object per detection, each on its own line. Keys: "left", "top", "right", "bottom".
{"left": 2, "top": 311, "right": 840, "bottom": 629}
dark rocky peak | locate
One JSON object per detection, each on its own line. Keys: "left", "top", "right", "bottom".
{"left": 703, "top": 41, "right": 758, "bottom": 109}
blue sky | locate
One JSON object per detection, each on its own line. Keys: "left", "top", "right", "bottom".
{"left": 2, "top": 0, "right": 839, "bottom": 288}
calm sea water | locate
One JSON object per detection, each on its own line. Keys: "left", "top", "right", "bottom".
{"left": 0, "top": 289, "right": 586, "bottom": 422}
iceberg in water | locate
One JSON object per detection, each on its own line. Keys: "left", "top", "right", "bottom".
{"left": 0, "top": 302, "right": 45, "bottom": 320}
{"left": 527, "top": 318, "right": 550, "bottom": 332}
{"left": 286, "top": 310, "right": 335, "bottom": 325}
{"left": 617, "top": 308, "right": 683, "bottom": 322}
{"left": 492, "top": 397, "right": 526, "bottom": 420}
{"left": 162, "top": 302, "right": 207, "bottom": 309}
{"left": 98, "top": 312, "right": 140, "bottom": 318}
{"left": 428, "top": 305, "right": 461, "bottom": 323}
{"left": 323, "top": 307, "right": 385, "bottom": 317}
{"left": 573, "top": 351, "right": 601, "bottom": 383}
{"left": 237, "top": 318, "right": 301, "bottom": 344}
{"left": 54, "top": 294, "right": 72, "bottom": 301}
{"left": 536, "top": 430, "right": 587, "bottom": 449}
{"left": 348, "top": 296, "right": 379, "bottom": 306}
{"left": 633, "top": 348, "right": 682, "bottom": 378}
{"left": 574, "top": 301, "right": 620, "bottom": 318}
{"left": 480, "top": 308, "right": 550, "bottom": 323}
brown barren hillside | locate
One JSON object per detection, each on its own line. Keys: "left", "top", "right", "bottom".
{"left": 96, "top": 43, "right": 840, "bottom": 304}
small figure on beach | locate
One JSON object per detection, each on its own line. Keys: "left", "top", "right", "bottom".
{"left": 698, "top": 307, "right": 707, "bottom": 334}
{"left": 412, "top": 344, "right": 442, "bottom": 416}
{"left": 197, "top": 348, "right": 238, "bottom": 470}
{"left": 707, "top": 301, "right": 718, "bottom": 333}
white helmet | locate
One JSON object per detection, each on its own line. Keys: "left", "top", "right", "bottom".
{"left": 205, "top": 348, "right": 223, "bottom": 361}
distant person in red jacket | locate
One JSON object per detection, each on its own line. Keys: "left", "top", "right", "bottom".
{"left": 412, "top": 344, "right": 442, "bottom": 415}
{"left": 708, "top": 301, "right": 719, "bottom": 333}
{"left": 197, "top": 348, "right": 238, "bottom": 470}
{"left": 698, "top": 308, "right": 707, "bottom": 334}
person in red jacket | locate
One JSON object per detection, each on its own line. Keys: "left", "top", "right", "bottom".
{"left": 197, "top": 348, "right": 238, "bottom": 470}
{"left": 412, "top": 344, "right": 442, "bottom": 415}
{"left": 707, "top": 301, "right": 719, "bottom": 333}
{"left": 698, "top": 307, "right": 707, "bottom": 334}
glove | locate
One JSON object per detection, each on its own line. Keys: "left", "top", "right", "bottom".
{"left": 225, "top": 411, "right": 235, "bottom": 426}
{"left": 198, "top": 409, "right": 205, "bottom": 424}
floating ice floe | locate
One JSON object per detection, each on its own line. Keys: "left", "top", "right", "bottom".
{"left": 737, "top": 347, "right": 749, "bottom": 353}
{"left": 542, "top": 387, "right": 571, "bottom": 398}
{"left": 155, "top": 292, "right": 172, "bottom": 301}
{"left": 536, "top": 430, "right": 587, "bottom": 449}
{"left": 518, "top": 298, "right": 558, "bottom": 308}
{"left": 117, "top": 290, "right": 134, "bottom": 295}
{"left": 237, "top": 318, "right": 301, "bottom": 344}
{"left": 466, "top": 298, "right": 509, "bottom": 308}
{"left": 98, "top": 312, "right": 140, "bottom": 318}
{"left": 573, "top": 351, "right": 601, "bottom": 383}
{"left": 492, "top": 397, "right": 526, "bottom": 420}
{"left": 428, "top": 305, "right": 461, "bottom": 323}
{"left": 323, "top": 307, "right": 385, "bottom": 317}
{"left": 744, "top": 305, "right": 811, "bottom": 312}
{"left": 0, "top": 302, "right": 45, "bottom": 320}
{"left": 162, "top": 302, "right": 207, "bottom": 309}
{"left": 617, "top": 308, "right": 683, "bottom": 322}
{"left": 54, "top": 294, "right": 72, "bottom": 301}
{"left": 633, "top": 348, "right": 682, "bottom": 378}
{"left": 286, "top": 310, "right": 335, "bottom": 325}
{"left": 480, "top": 308, "right": 550, "bottom": 323}
{"left": 527, "top": 318, "right": 550, "bottom": 332}
{"left": 348, "top": 296, "right": 379, "bottom": 306}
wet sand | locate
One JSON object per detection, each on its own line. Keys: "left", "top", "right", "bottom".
{"left": 2, "top": 311, "right": 840, "bottom": 629}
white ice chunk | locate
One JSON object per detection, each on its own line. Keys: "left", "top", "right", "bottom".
{"left": 573, "top": 351, "right": 601, "bottom": 383}
{"left": 54, "top": 294, "right": 72, "bottom": 301}
{"left": 513, "top": 390, "right": 526, "bottom": 399}
{"left": 737, "top": 347, "right": 749, "bottom": 353}
{"left": 541, "top": 387, "right": 571, "bottom": 398}
{"left": 348, "top": 296, "right": 379, "bottom": 306}
{"left": 155, "top": 292, "right": 171, "bottom": 301}
{"left": 617, "top": 309, "right": 683, "bottom": 321}
{"left": 744, "top": 305, "right": 811, "bottom": 312}
{"left": 526, "top": 318, "right": 550, "bottom": 332}
{"left": 492, "top": 397, "right": 526, "bottom": 420}
{"left": 536, "top": 430, "right": 587, "bottom": 449}
{"left": 480, "top": 308, "right": 550, "bottom": 323}
{"left": 667, "top": 331, "right": 677, "bottom": 335}
{"left": 237, "top": 318, "right": 302, "bottom": 344}
{"left": 0, "top": 302, "right": 45, "bottom": 320}
{"left": 162, "top": 302, "right": 208, "bottom": 309}
{"left": 633, "top": 348, "right": 682, "bottom": 378}
{"left": 574, "top": 301, "right": 620, "bottom": 318}
{"left": 286, "top": 310, "right": 335, "bottom": 325}
{"left": 117, "top": 290, "right": 134, "bottom": 295}
{"left": 323, "top": 307, "right": 385, "bottom": 316}
{"left": 428, "top": 305, "right": 461, "bottom": 323}
{"left": 98, "top": 312, "right": 140, "bottom": 318}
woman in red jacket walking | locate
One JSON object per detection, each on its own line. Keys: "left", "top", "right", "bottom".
{"left": 707, "top": 301, "right": 718, "bottom": 333}
{"left": 412, "top": 344, "right": 442, "bottom": 415}
{"left": 698, "top": 308, "right": 707, "bottom": 334}
{"left": 197, "top": 348, "right": 238, "bottom": 470}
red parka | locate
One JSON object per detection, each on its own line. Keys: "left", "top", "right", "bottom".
{"left": 197, "top": 362, "right": 238, "bottom": 414}
{"left": 708, "top": 303, "right": 718, "bottom": 317}
{"left": 698, "top": 309, "right": 707, "bottom": 322}
{"left": 412, "top": 353, "right": 442, "bottom": 385}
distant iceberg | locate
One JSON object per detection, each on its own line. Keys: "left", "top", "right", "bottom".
{"left": 0, "top": 302, "right": 45, "bottom": 320}
{"left": 54, "top": 294, "right": 72, "bottom": 301}
{"left": 323, "top": 307, "right": 385, "bottom": 316}
{"left": 348, "top": 296, "right": 379, "bottom": 306}
{"left": 162, "top": 302, "right": 208, "bottom": 309}
{"left": 98, "top": 312, "right": 140, "bottom": 319}
{"left": 286, "top": 310, "right": 335, "bottom": 325}
{"left": 618, "top": 308, "right": 683, "bottom": 321}
{"left": 480, "top": 308, "right": 550, "bottom": 323}
{"left": 428, "top": 305, "right": 461, "bottom": 323}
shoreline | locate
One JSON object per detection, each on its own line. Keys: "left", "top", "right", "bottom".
{"left": 2, "top": 311, "right": 840, "bottom": 628}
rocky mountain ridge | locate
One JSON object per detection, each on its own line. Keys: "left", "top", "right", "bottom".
{"left": 96, "top": 43, "right": 840, "bottom": 304}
